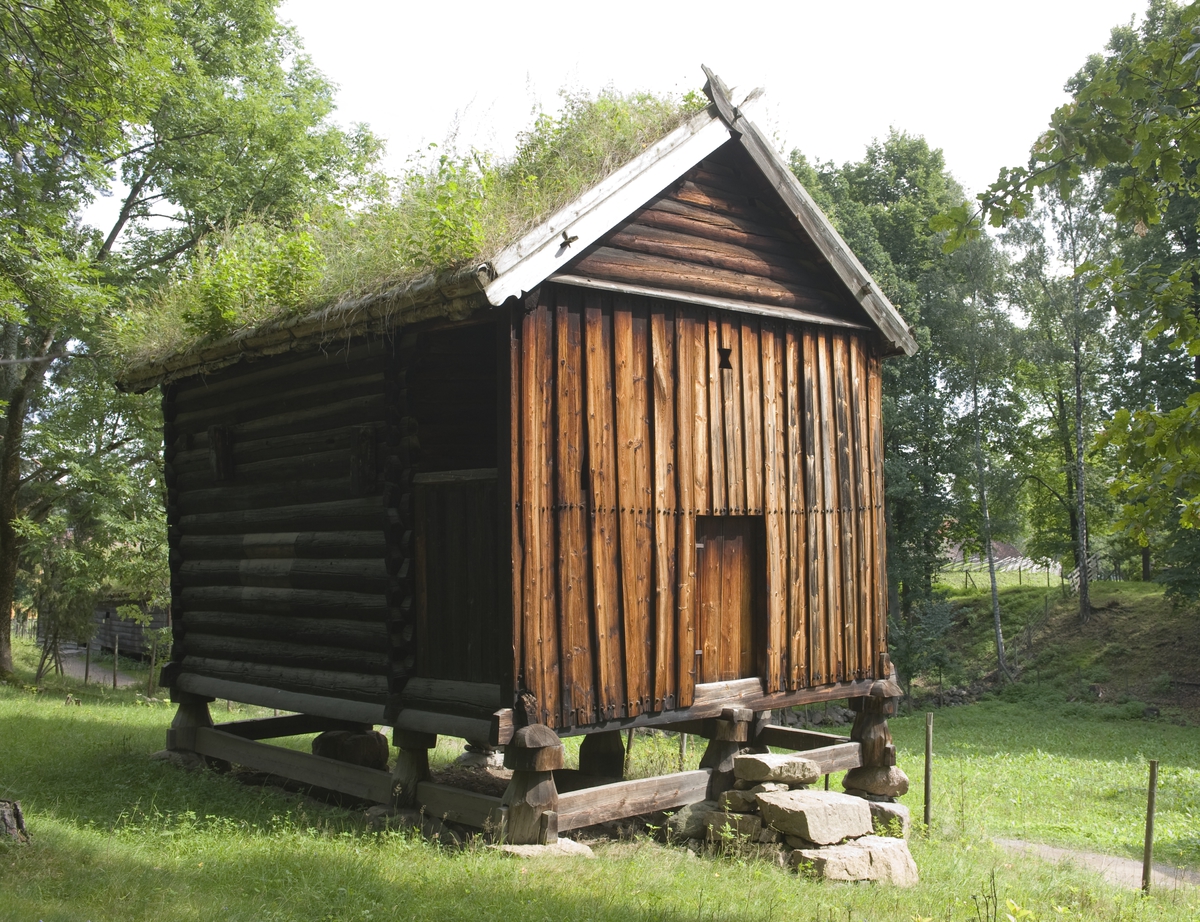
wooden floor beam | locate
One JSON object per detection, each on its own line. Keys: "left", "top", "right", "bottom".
{"left": 556, "top": 769, "right": 711, "bottom": 831}
{"left": 190, "top": 727, "right": 396, "bottom": 803}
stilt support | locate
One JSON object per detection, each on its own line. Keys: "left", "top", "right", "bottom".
{"left": 502, "top": 725, "right": 564, "bottom": 844}
{"left": 392, "top": 729, "right": 434, "bottom": 808}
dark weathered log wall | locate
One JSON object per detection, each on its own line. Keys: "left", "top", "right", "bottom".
{"left": 164, "top": 341, "right": 394, "bottom": 705}
{"left": 413, "top": 471, "right": 501, "bottom": 684}
{"left": 510, "top": 284, "right": 887, "bottom": 730}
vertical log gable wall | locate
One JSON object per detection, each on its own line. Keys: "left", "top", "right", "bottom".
{"left": 510, "top": 283, "right": 888, "bottom": 731}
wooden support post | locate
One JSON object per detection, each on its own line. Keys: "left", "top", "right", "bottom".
{"left": 579, "top": 730, "right": 625, "bottom": 780}
{"left": 699, "top": 707, "right": 752, "bottom": 799}
{"left": 842, "top": 675, "right": 906, "bottom": 797}
{"left": 1143, "top": 759, "right": 1158, "bottom": 893}
{"left": 166, "top": 689, "right": 214, "bottom": 751}
{"left": 502, "top": 725, "right": 564, "bottom": 845}
{"left": 112, "top": 633, "right": 119, "bottom": 690}
{"left": 392, "top": 729, "right": 435, "bottom": 808}
{"left": 83, "top": 639, "right": 90, "bottom": 685}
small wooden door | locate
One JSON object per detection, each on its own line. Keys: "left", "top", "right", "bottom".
{"left": 695, "top": 516, "right": 763, "bottom": 683}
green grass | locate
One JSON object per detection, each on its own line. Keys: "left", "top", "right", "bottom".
{"left": 4, "top": 638, "right": 1199, "bottom": 921}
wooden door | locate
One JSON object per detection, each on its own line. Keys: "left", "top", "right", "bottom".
{"left": 695, "top": 516, "right": 762, "bottom": 683}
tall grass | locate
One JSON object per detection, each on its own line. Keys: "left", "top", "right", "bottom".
{"left": 109, "top": 89, "right": 706, "bottom": 371}
{"left": 4, "top": 635, "right": 1198, "bottom": 922}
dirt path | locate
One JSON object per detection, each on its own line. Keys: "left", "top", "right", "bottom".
{"left": 996, "top": 838, "right": 1200, "bottom": 890}
{"left": 57, "top": 646, "right": 139, "bottom": 688}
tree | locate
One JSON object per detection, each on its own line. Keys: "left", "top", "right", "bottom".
{"left": 937, "top": 1, "right": 1200, "bottom": 566}
{"left": 939, "top": 236, "right": 1023, "bottom": 680}
{"left": 0, "top": 0, "right": 380, "bottom": 679}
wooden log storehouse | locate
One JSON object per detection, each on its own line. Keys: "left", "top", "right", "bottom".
{"left": 127, "top": 70, "right": 915, "bottom": 842}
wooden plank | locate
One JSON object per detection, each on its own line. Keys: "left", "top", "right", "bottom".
{"left": 563, "top": 676, "right": 876, "bottom": 736}
{"left": 696, "top": 521, "right": 720, "bottom": 684}
{"left": 583, "top": 291, "right": 626, "bottom": 718}
{"left": 191, "top": 728, "right": 395, "bottom": 803}
{"left": 817, "top": 333, "right": 842, "bottom": 683}
{"left": 650, "top": 302, "right": 677, "bottom": 712}
{"left": 706, "top": 312, "right": 726, "bottom": 514}
{"left": 720, "top": 317, "right": 745, "bottom": 513}
{"left": 867, "top": 352, "right": 888, "bottom": 674}
{"left": 556, "top": 770, "right": 712, "bottom": 831}
{"left": 740, "top": 317, "right": 764, "bottom": 515}
{"left": 850, "top": 338, "right": 873, "bottom": 680}
{"left": 719, "top": 528, "right": 740, "bottom": 680}
{"left": 527, "top": 294, "right": 560, "bottom": 725}
{"left": 179, "top": 531, "right": 388, "bottom": 560}
{"left": 756, "top": 725, "right": 850, "bottom": 750}
{"left": 614, "top": 299, "right": 653, "bottom": 717}
{"left": 691, "top": 311, "right": 709, "bottom": 514}
{"left": 505, "top": 308, "right": 521, "bottom": 700}
{"left": 178, "top": 585, "right": 387, "bottom": 620}
{"left": 174, "top": 673, "right": 386, "bottom": 724}
{"left": 215, "top": 714, "right": 370, "bottom": 741}
{"left": 183, "top": 611, "right": 388, "bottom": 651}
{"left": 549, "top": 275, "right": 872, "bottom": 333}
{"left": 183, "top": 634, "right": 389, "bottom": 675}
{"left": 556, "top": 289, "right": 594, "bottom": 727}
{"left": 399, "top": 679, "right": 503, "bottom": 717}
{"left": 412, "top": 469, "right": 498, "bottom": 484}
{"left": 181, "top": 656, "right": 388, "bottom": 700}
{"left": 570, "top": 246, "right": 837, "bottom": 314}
{"left": 176, "top": 558, "right": 389, "bottom": 594}
{"left": 392, "top": 709, "right": 496, "bottom": 743}
{"left": 760, "top": 322, "right": 786, "bottom": 693}
{"left": 674, "top": 310, "right": 697, "bottom": 707}
{"left": 832, "top": 335, "right": 857, "bottom": 681}
{"left": 416, "top": 781, "right": 505, "bottom": 829}
{"left": 791, "top": 741, "right": 862, "bottom": 775}
{"left": 785, "top": 326, "right": 807, "bottom": 690}
{"left": 801, "top": 330, "right": 825, "bottom": 684}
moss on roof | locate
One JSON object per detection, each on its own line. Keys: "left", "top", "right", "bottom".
{"left": 110, "top": 88, "right": 706, "bottom": 379}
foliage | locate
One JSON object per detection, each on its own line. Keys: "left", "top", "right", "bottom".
{"left": 0, "top": 0, "right": 381, "bottom": 678}
{"left": 110, "top": 89, "right": 707, "bottom": 367}
{"left": 888, "top": 598, "right": 955, "bottom": 697}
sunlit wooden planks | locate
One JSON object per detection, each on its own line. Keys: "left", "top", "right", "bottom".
{"left": 507, "top": 283, "right": 890, "bottom": 729}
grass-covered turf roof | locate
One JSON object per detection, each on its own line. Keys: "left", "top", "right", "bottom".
{"left": 110, "top": 89, "right": 706, "bottom": 377}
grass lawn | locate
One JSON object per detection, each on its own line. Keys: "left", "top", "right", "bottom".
{"left": 2, "top": 637, "right": 1198, "bottom": 922}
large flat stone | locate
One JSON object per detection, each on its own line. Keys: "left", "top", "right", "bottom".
{"left": 843, "top": 765, "right": 909, "bottom": 797}
{"left": 499, "top": 839, "right": 595, "bottom": 858}
{"left": 867, "top": 800, "right": 911, "bottom": 838}
{"left": 665, "top": 800, "right": 718, "bottom": 840}
{"left": 790, "top": 835, "right": 918, "bottom": 886}
{"left": 704, "top": 810, "right": 762, "bottom": 840}
{"left": 733, "top": 753, "right": 821, "bottom": 785}
{"left": 757, "top": 790, "right": 872, "bottom": 845}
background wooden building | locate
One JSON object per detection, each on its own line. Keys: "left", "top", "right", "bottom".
{"left": 130, "top": 72, "right": 916, "bottom": 836}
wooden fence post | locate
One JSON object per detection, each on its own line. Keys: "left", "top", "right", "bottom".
{"left": 1143, "top": 759, "right": 1158, "bottom": 892}
{"left": 924, "top": 712, "right": 933, "bottom": 830}
{"left": 112, "top": 633, "right": 119, "bottom": 690}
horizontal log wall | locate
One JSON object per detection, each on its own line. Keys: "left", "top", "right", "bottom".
{"left": 510, "top": 284, "right": 886, "bottom": 731}
{"left": 567, "top": 142, "right": 871, "bottom": 328}
{"left": 165, "top": 340, "right": 394, "bottom": 705}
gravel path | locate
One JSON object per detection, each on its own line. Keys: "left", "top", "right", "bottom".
{"left": 996, "top": 838, "right": 1200, "bottom": 890}
{"left": 57, "top": 646, "right": 139, "bottom": 688}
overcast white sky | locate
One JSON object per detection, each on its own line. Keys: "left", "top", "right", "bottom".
{"left": 278, "top": 0, "right": 1148, "bottom": 199}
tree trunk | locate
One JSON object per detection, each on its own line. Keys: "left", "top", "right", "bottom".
{"left": 0, "top": 346, "right": 55, "bottom": 680}
{"left": 1072, "top": 336, "right": 1091, "bottom": 623}
{"left": 972, "top": 379, "right": 1012, "bottom": 683}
